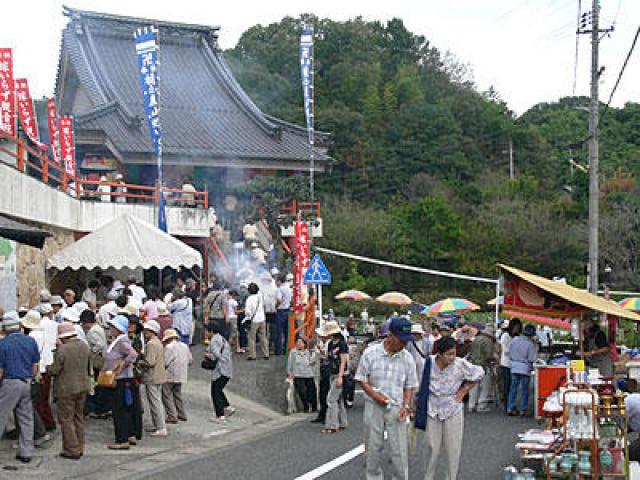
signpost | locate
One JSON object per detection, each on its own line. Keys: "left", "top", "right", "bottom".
{"left": 304, "top": 254, "right": 331, "bottom": 327}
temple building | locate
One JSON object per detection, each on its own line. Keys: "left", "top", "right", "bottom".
{"left": 55, "top": 7, "right": 330, "bottom": 211}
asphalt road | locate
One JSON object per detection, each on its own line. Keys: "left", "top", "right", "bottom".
{"left": 151, "top": 398, "right": 535, "bottom": 480}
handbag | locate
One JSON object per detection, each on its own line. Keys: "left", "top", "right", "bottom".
{"left": 202, "top": 341, "right": 225, "bottom": 370}
{"left": 97, "top": 370, "right": 117, "bottom": 388}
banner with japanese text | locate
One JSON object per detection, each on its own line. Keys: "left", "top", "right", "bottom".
{"left": 299, "top": 26, "right": 314, "bottom": 146}
{"left": 0, "top": 48, "right": 15, "bottom": 136}
{"left": 15, "top": 78, "right": 46, "bottom": 150}
{"left": 59, "top": 115, "right": 76, "bottom": 176}
{"left": 47, "top": 98, "right": 61, "bottom": 164}
{"left": 134, "top": 26, "right": 166, "bottom": 231}
{"left": 292, "top": 221, "right": 310, "bottom": 314}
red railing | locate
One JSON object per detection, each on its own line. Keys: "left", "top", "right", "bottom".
{"left": 0, "top": 132, "right": 208, "bottom": 208}
{"left": 280, "top": 199, "right": 321, "bottom": 218}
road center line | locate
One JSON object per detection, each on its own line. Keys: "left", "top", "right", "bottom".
{"left": 294, "top": 444, "right": 365, "bottom": 480}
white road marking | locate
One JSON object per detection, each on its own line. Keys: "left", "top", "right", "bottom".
{"left": 294, "top": 444, "right": 366, "bottom": 480}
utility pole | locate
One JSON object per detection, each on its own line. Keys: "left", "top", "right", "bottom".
{"left": 587, "top": 0, "right": 600, "bottom": 294}
{"left": 509, "top": 139, "right": 514, "bottom": 180}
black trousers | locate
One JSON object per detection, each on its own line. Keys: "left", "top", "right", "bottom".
{"left": 294, "top": 377, "right": 317, "bottom": 412}
{"left": 112, "top": 378, "right": 142, "bottom": 444}
{"left": 211, "top": 376, "right": 230, "bottom": 418}
{"left": 317, "top": 371, "right": 331, "bottom": 420}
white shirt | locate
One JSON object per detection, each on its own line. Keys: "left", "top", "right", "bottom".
{"left": 227, "top": 298, "right": 238, "bottom": 321}
{"left": 276, "top": 283, "right": 292, "bottom": 310}
{"left": 97, "top": 183, "right": 111, "bottom": 202}
{"left": 500, "top": 332, "right": 513, "bottom": 368}
{"left": 40, "top": 317, "right": 58, "bottom": 368}
{"left": 245, "top": 293, "right": 265, "bottom": 324}
{"left": 129, "top": 284, "right": 147, "bottom": 304}
{"left": 29, "top": 330, "right": 47, "bottom": 373}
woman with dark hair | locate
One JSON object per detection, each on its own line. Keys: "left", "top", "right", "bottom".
{"left": 142, "top": 285, "right": 162, "bottom": 321}
{"left": 205, "top": 323, "right": 234, "bottom": 423}
{"left": 287, "top": 335, "right": 317, "bottom": 413}
{"left": 245, "top": 283, "right": 268, "bottom": 361}
{"left": 417, "top": 335, "right": 484, "bottom": 480}
{"left": 499, "top": 318, "right": 522, "bottom": 412}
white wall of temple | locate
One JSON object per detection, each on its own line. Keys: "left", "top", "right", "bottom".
{"left": 0, "top": 160, "right": 210, "bottom": 237}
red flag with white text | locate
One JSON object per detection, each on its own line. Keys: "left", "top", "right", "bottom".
{"left": 47, "top": 98, "right": 61, "bottom": 164}
{"left": 292, "top": 221, "right": 310, "bottom": 314}
{"left": 15, "top": 78, "right": 47, "bottom": 150}
{"left": 59, "top": 115, "right": 76, "bottom": 176}
{"left": 0, "top": 48, "right": 15, "bottom": 136}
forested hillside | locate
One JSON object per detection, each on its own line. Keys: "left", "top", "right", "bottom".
{"left": 225, "top": 15, "right": 640, "bottom": 305}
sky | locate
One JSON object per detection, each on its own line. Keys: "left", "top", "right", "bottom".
{"left": 2, "top": 0, "right": 638, "bottom": 115}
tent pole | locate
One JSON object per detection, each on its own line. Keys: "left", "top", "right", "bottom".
{"left": 579, "top": 312, "right": 585, "bottom": 361}
{"left": 495, "top": 280, "right": 500, "bottom": 327}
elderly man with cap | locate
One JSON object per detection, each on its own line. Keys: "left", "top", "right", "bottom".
{"left": 507, "top": 324, "right": 538, "bottom": 417}
{"left": 0, "top": 311, "right": 41, "bottom": 463}
{"left": 140, "top": 320, "right": 168, "bottom": 437}
{"left": 355, "top": 317, "right": 418, "bottom": 480}
{"left": 47, "top": 322, "right": 91, "bottom": 459}
{"left": 62, "top": 308, "right": 87, "bottom": 343}
{"left": 467, "top": 324, "right": 498, "bottom": 414}
{"left": 162, "top": 328, "right": 192, "bottom": 423}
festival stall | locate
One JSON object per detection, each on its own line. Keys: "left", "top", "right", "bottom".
{"left": 498, "top": 264, "right": 640, "bottom": 479}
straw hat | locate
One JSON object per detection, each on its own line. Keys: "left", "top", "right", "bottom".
{"left": 162, "top": 328, "right": 179, "bottom": 342}
{"left": 143, "top": 320, "right": 161, "bottom": 335}
{"left": 50, "top": 295, "right": 64, "bottom": 306}
{"left": 119, "top": 303, "right": 139, "bottom": 316}
{"left": 37, "top": 303, "right": 53, "bottom": 315}
{"left": 21, "top": 310, "right": 42, "bottom": 330}
{"left": 157, "top": 304, "right": 170, "bottom": 316}
{"left": 57, "top": 322, "right": 77, "bottom": 339}
{"left": 320, "top": 321, "right": 341, "bottom": 336}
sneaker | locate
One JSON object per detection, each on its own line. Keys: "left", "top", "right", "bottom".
{"left": 35, "top": 433, "right": 52, "bottom": 447}
{"left": 224, "top": 407, "right": 236, "bottom": 418}
{"left": 177, "top": 415, "right": 188, "bottom": 422}
{"left": 209, "top": 416, "right": 227, "bottom": 424}
{"left": 165, "top": 417, "right": 178, "bottom": 424}
{"left": 128, "top": 436, "right": 137, "bottom": 446}
{"left": 15, "top": 454, "right": 31, "bottom": 464}
{"left": 149, "top": 428, "right": 168, "bottom": 437}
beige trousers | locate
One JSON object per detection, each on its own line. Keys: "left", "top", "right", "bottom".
{"left": 423, "top": 411, "right": 464, "bottom": 480}
{"left": 247, "top": 322, "right": 269, "bottom": 359}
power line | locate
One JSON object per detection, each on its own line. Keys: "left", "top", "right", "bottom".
{"left": 599, "top": 25, "right": 640, "bottom": 126}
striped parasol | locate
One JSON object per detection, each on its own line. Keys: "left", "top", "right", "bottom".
{"left": 487, "top": 295, "right": 504, "bottom": 306}
{"left": 619, "top": 297, "right": 640, "bottom": 311}
{"left": 376, "top": 291, "right": 413, "bottom": 306}
{"left": 421, "top": 298, "right": 480, "bottom": 316}
{"left": 335, "top": 289, "right": 371, "bottom": 301}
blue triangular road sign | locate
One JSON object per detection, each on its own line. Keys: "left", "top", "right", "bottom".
{"left": 304, "top": 254, "right": 332, "bottom": 285}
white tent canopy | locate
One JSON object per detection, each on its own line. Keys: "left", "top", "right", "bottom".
{"left": 47, "top": 214, "right": 202, "bottom": 271}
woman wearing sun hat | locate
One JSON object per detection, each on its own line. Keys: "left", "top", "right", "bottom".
{"left": 103, "top": 315, "right": 142, "bottom": 450}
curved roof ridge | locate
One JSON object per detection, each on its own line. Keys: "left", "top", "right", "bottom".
{"left": 199, "top": 36, "right": 279, "bottom": 138}
{"left": 63, "top": 6, "right": 220, "bottom": 36}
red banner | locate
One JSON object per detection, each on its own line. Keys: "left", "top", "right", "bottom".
{"left": 15, "top": 78, "right": 46, "bottom": 150}
{"left": 0, "top": 48, "right": 15, "bottom": 136}
{"left": 292, "top": 221, "right": 310, "bottom": 314}
{"left": 47, "top": 98, "right": 61, "bottom": 164}
{"left": 59, "top": 115, "right": 76, "bottom": 176}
